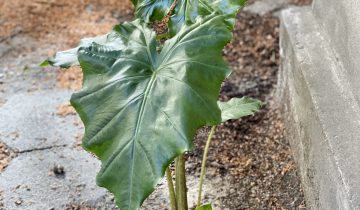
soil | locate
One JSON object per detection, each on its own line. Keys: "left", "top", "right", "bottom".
{"left": 56, "top": 67, "right": 83, "bottom": 91}
{"left": 186, "top": 10, "right": 307, "bottom": 209}
{"left": 290, "top": 0, "right": 312, "bottom": 6}
{"left": 56, "top": 102, "right": 76, "bottom": 117}
{"left": 0, "top": 143, "right": 15, "bottom": 173}
{"left": 0, "top": 0, "right": 133, "bottom": 47}
{"left": 0, "top": 0, "right": 312, "bottom": 209}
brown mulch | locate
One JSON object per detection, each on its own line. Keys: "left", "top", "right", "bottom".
{"left": 291, "top": 0, "right": 312, "bottom": 6}
{"left": 187, "top": 11, "right": 306, "bottom": 210}
{"left": 0, "top": 0, "right": 132, "bottom": 90}
{"left": 56, "top": 67, "right": 83, "bottom": 91}
{"left": 66, "top": 204, "right": 97, "bottom": 210}
{"left": 0, "top": 0, "right": 133, "bottom": 51}
{"left": 56, "top": 102, "right": 76, "bottom": 117}
{"left": 0, "top": 143, "right": 15, "bottom": 173}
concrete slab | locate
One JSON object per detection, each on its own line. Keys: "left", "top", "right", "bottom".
{"left": 0, "top": 91, "right": 81, "bottom": 152}
{"left": 279, "top": 6, "right": 360, "bottom": 209}
{"left": 0, "top": 147, "right": 116, "bottom": 210}
{"left": 0, "top": 35, "right": 59, "bottom": 109}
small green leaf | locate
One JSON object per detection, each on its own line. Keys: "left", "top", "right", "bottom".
{"left": 39, "top": 60, "right": 50, "bottom": 67}
{"left": 42, "top": 34, "right": 110, "bottom": 68}
{"left": 218, "top": 97, "right": 261, "bottom": 122}
{"left": 195, "top": 203, "right": 212, "bottom": 210}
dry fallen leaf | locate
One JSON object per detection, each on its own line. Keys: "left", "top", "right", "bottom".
{"left": 56, "top": 102, "right": 76, "bottom": 117}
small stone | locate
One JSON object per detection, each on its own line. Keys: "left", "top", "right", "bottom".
{"left": 50, "top": 185, "right": 58, "bottom": 190}
{"left": 15, "top": 199, "right": 22, "bottom": 205}
{"left": 53, "top": 165, "right": 65, "bottom": 176}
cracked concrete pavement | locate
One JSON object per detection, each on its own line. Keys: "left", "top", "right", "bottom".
{"left": 0, "top": 28, "right": 119, "bottom": 209}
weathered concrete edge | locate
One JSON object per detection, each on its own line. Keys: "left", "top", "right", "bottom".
{"left": 312, "top": 0, "right": 360, "bottom": 103}
{"left": 278, "top": 7, "right": 360, "bottom": 209}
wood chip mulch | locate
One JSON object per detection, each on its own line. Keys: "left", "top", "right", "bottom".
{"left": 187, "top": 11, "right": 307, "bottom": 210}
{"left": 0, "top": 142, "right": 15, "bottom": 173}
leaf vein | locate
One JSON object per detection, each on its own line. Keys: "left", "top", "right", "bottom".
{"left": 157, "top": 74, "right": 218, "bottom": 121}
{"left": 148, "top": 99, "right": 188, "bottom": 145}
{"left": 76, "top": 75, "right": 150, "bottom": 100}
{"left": 112, "top": 56, "right": 152, "bottom": 69}
{"left": 157, "top": 59, "right": 227, "bottom": 73}
{"left": 137, "top": 141, "right": 156, "bottom": 179}
{"left": 85, "top": 93, "right": 145, "bottom": 146}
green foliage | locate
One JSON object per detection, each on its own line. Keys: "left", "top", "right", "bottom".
{"left": 218, "top": 97, "right": 262, "bottom": 122}
{"left": 71, "top": 14, "right": 235, "bottom": 209}
{"left": 133, "top": 0, "right": 247, "bottom": 36}
{"left": 131, "top": 0, "right": 173, "bottom": 22}
{"left": 195, "top": 203, "right": 212, "bottom": 210}
{"left": 43, "top": 1, "right": 260, "bottom": 209}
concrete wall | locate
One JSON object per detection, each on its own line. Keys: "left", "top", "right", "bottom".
{"left": 312, "top": 0, "right": 360, "bottom": 104}
{"left": 279, "top": 3, "right": 360, "bottom": 209}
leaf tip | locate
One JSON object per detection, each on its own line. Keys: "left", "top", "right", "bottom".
{"left": 195, "top": 203, "right": 212, "bottom": 210}
{"left": 39, "top": 59, "right": 50, "bottom": 67}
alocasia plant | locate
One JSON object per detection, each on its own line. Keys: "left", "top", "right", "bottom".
{"left": 43, "top": 0, "right": 260, "bottom": 209}
{"left": 73, "top": 16, "right": 230, "bottom": 209}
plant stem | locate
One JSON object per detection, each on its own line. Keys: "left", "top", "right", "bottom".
{"left": 163, "top": 0, "right": 178, "bottom": 23}
{"left": 175, "top": 154, "right": 188, "bottom": 210}
{"left": 197, "top": 125, "right": 216, "bottom": 207}
{"left": 166, "top": 167, "right": 177, "bottom": 210}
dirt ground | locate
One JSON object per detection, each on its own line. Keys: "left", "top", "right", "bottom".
{"left": 0, "top": 0, "right": 133, "bottom": 46}
{"left": 190, "top": 11, "right": 306, "bottom": 209}
{"left": 0, "top": 0, "right": 311, "bottom": 209}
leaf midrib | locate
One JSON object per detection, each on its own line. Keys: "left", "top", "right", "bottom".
{"left": 127, "top": 72, "right": 157, "bottom": 209}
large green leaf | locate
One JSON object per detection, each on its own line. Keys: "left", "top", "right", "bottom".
{"left": 132, "top": 0, "right": 247, "bottom": 35}
{"left": 218, "top": 97, "right": 261, "bottom": 122}
{"left": 71, "top": 14, "right": 234, "bottom": 209}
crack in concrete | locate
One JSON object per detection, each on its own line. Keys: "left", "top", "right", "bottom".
{"left": 270, "top": 5, "right": 290, "bottom": 14}
{"left": 17, "top": 144, "right": 68, "bottom": 154}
